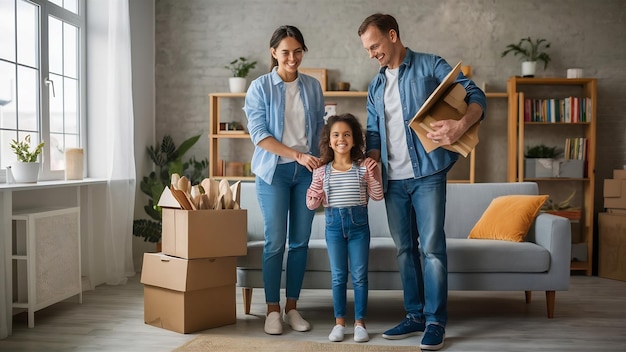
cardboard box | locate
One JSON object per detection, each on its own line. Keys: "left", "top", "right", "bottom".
{"left": 141, "top": 253, "right": 237, "bottom": 333}
{"left": 409, "top": 61, "right": 479, "bottom": 158}
{"left": 158, "top": 186, "right": 248, "bottom": 259}
{"left": 598, "top": 212, "right": 626, "bottom": 282}
{"left": 613, "top": 169, "right": 626, "bottom": 180}
{"left": 161, "top": 208, "right": 247, "bottom": 259}
{"left": 604, "top": 179, "right": 626, "bottom": 210}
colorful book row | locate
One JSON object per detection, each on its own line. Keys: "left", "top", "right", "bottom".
{"left": 523, "top": 97, "right": 593, "bottom": 123}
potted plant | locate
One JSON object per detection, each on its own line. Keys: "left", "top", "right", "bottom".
{"left": 501, "top": 37, "right": 551, "bottom": 77}
{"left": 133, "top": 134, "right": 208, "bottom": 245}
{"left": 9, "top": 134, "right": 45, "bottom": 183}
{"left": 524, "top": 144, "right": 562, "bottom": 178}
{"left": 225, "top": 56, "right": 257, "bottom": 93}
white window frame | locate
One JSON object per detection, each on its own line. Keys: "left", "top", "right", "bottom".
{"left": 0, "top": 0, "right": 86, "bottom": 181}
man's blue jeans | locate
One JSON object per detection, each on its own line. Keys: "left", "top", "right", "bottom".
{"left": 256, "top": 162, "right": 315, "bottom": 304}
{"left": 385, "top": 171, "right": 448, "bottom": 326}
{"left": 325, "top": 205, "right": 370, "bottom": 321}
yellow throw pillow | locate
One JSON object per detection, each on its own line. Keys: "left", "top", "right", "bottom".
{"left": 468, "top": 194, "right": 549, "bottom": 242}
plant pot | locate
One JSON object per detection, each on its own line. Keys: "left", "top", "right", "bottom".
{"left": 11, "top": 161, "right": 40, "bottom": 183}
{"left": 228, "top": 77, "right": 247, "bottom": 93}
{"left": 522, "top": 61, "right": 537, "bottom": 77}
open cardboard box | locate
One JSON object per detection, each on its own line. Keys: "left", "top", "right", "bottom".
{"left": 158, "top": 186, "right": 247, "bottom": 259}
{"left": 141, "top": 253, "right": 237, "bottom": 333}
{"left": 408, "top": 61, "right": 479, "bottom": 157}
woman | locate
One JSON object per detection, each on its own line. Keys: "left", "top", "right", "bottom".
{"left": 243, "top": 25, "right": 325, "bottom": 335}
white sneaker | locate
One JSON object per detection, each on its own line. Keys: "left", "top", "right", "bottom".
{"left": 354, "top": 325, "right": 370, "bottom": 343}
{"left": 328, "top": 324, "right": 345, "bottom": 342}
{"left": 283, "top": 309, "right": 311, "bottom": 332}
{"left": 264, "top": 311, "right": 283, "bottom": 335}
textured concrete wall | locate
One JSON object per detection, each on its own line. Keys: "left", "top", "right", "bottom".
{"left": 153, "top": 0, "right": 626, "bottom": 211}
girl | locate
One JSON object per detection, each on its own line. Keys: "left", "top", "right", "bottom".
{"left": 306, "top": 113, "right": 383, "bottom": 343}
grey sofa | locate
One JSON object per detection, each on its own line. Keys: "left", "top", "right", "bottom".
{"left": 237, "top": 182, "right": 571, "bottom": 318}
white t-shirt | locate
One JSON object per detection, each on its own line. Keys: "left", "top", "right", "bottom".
{"left": 384, "top": 67, "right": 413, "bottom": 180}
{"left": 279, "top": 79, "right": 308, "bottom": 164}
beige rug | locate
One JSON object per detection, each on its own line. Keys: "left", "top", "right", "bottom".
{"left": 173, "top": 334, "right": 420, "bottom": 352}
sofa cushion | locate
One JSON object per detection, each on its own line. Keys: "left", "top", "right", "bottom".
{"left": 468, "top": 194, "right": 548, "bottom": 242}
{"left": 446, "top": 238, "right": 550, "bottom": 273}
{"left": 237, "top": 237, "right": 550, "bottom": 274}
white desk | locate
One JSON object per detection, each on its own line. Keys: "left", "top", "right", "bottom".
{"left": 0, "top": 178, "right": 107, "bottom": 339}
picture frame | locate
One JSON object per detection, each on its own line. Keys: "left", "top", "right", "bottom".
{"left": 299, "top": 68, "right": 327, "bottom": 91}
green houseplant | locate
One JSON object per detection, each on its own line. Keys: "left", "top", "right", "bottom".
{"left": 225, "top": 56, "right": 257, "bottom": 93}
{"left": 225, "top": 56, "right": 257, "bottom": 78}
{"left": 501, "top": 37, "right": 551, "bottom": 77}
{"left": 9, "top": 134, "right": 45, "bottom": 183}
{"left": 132, "top": 134, "right": 208, "bottom": 243}
{"left": 10, "top": 134, "right": 45, "bottom": 162}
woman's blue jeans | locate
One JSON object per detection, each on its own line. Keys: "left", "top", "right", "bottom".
{"left": 256, "top": 162, "right": 315, "bottom": 304}
{"left": 325, "top": 205, "right": 370, "bottom": 321}
{"left": 384, "top": 171, "right": 448, "bottom": 326}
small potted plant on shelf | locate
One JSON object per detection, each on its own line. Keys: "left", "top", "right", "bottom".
{"left": 501, "top": 37, "right": 551, "bottom": 77}
{"left": 225, "top": 56, "right": 257, "bottom": 93}
{"left": 9, "top": 134, "right": 45, "bottom": 183}
{"left": 524, "top": 144, "right": 562, "bottom": 178}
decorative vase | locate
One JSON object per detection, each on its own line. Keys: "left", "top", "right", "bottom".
{"left": 229, "top": 77, "right": 247, "bottom": 93}
{"left": 11, "top": 162, "right": 40, "bottom": 183}
{"left": 522, "top": 61, "right": 537, "bottom": 77}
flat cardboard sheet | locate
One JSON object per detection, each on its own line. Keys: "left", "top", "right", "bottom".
{"left": 408, "top": 61, "right": 479, "bottom": 157}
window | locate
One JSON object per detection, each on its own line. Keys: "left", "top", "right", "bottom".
{"left": 0, "top": 0, "right": 84, "bottom": 180}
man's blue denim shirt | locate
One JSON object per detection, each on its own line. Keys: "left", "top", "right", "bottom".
{"left": 365, "top": 49, "right": 487, "bottom": 190}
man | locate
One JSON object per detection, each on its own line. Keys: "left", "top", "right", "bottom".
{"left": 358, "top": 13, "right": 486, "bottom": 350}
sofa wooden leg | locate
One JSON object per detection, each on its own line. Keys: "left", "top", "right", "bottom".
{"left": 243, "top": 288, "right": 253, "bottom": 315}
{"left": 546, "top": 291, "right": 555, "bottom": 319}
{"left": 525, "top": 291, "right": 531, "bottom": 303}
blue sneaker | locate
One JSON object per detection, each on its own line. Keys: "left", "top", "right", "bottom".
{"left": 382, "top": 316, "right": 425, "bottom": 340}
{"left": 419, "top": 324, "right": 445, "bottom": 350}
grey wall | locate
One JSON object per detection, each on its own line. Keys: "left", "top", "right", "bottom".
{"left": 149, "top": 0, "right": 625, "bottom": 229}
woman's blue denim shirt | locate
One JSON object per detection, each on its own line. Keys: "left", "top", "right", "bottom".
{"left": 365, "top": 49, "right": 487, "bottom": 190}
{"left": 243, "top": 67, "right": 325, "bottom": 184}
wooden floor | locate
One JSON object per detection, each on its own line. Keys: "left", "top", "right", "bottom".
{"left": 1, "top": 274, "right": 625, "bottom": 351}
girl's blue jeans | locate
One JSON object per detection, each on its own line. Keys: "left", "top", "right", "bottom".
{"left": 325, "top": 204, "right": 370, "bottom": 321}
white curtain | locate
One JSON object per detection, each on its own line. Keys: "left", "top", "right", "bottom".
{"left": 103, "top": 0, "right": 136, "bottom": 285}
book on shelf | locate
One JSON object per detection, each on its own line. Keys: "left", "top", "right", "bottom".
{"left": 523, "top": 96, "right": 591, "bottom": 123}
{"left": 564, "top": 137, "right": 587, "bottom": 160}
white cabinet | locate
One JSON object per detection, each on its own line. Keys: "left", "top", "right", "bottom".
{"left": 11, "top": 207, "right": 82, "bottom": 327}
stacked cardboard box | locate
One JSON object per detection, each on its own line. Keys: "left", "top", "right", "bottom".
{"left": 599, "top": 169, "right": 626, "bottom": 281}
{"left": 141, "top": 187, "right": 248, "bottom": 333}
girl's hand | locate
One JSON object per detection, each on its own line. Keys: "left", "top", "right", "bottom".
{"left": 363, "top": 157, "right": 378, "bottom": 173}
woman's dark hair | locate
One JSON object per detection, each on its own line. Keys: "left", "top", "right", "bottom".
{"left": 357, "top": 13, "right": 400, "bottom": 39}
{"left": 269, "top": 25, "right": 308, "bottom": 70}
{"left": 319, "top": 113, "right": 365, "bottom": 165}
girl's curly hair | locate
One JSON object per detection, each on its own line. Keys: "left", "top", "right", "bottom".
{"left": 319, "top": 113, "right": 365, "bottom": 165}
